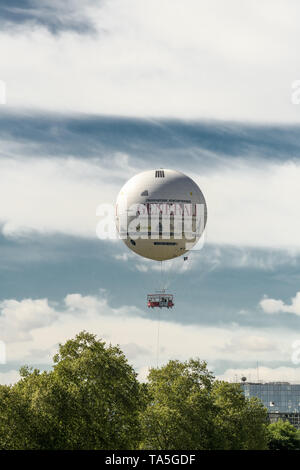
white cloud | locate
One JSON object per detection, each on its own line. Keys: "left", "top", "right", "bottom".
{"left": 0, "top": 155, "right": 135, "bottom": 238}
{"left": 114, "top": 253, "right": 130, "bottom": 262}
{"left": 198, "top": 160, "right": 300, "bottom": 249}
{"left": 2, "top": 156, "right": 300, "bottom": 252}
{"left": 260, "top": 291, "right": 300, "bottom": 315}
{"left": 260, "top": 298, "right": 287, "bottom": 314}
{"left": 0, "top": 370, "right": 20, "bottom": 386}
{"left": 0, "top": 147, "right": 300, "bottom": 259}
{"left": 135, "top": 264, "right": 149, "bottom": 273}
{"left": 1, "top": 0, "right": 300, "bottom": 121}
{"left": 196, "top": 245, "right": 297, "bottom": 273}
{"left": 222, "top": 335, "right": 277, "bottom": 353}
{"left": 64, "top": 293, "right": 107, "bottom": 313}
{"left": 217, "top": 366, "right": 300, "bottom": 384}
{"left": 0, "top": 298, "right": 58, "bottom": 341}
{"left": 0, "top": 291, "right": 299, "bottom": 385}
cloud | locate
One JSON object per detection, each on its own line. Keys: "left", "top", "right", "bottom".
{"left": 217, "top": 366, "right": 300, "bottom": 384}
{"left": 2, "top": 153, "right": 300, "bottom": 251}
{"left": 0, "top": 298, "right": 58, "bottom": 341}
{"left": 0, "top": 369, "right": 20, "bottom": 386}
{"left": 222, "top": 335, "right": 277, "bottom": 353}
{"left": 135, "top": 264, "right": 149, "bottom": 273}
{"left": 121, "top": 342, "right": 150, "bottom": 359}
{"left": 114, "top": 253, "right": 130, "bottom": 262}
{"left": 113, "top": 252, "right": 139, "bottom": 263}
{"left": 260, "top": 291, "right": 300, "bottom": 315}
{"left": 0, "top": 155, "right": 136, "bottom": 238}
{"left": 0, "top": 291, "right": 300, "bottom": 384}
{"left": 1, "top": 0, "right": 300, "bottom": 121}
{"left": 196, "top": 244, "right": 300, "bottom": 273}
{"left": 134, "top": 255, "right": 196, "bottom": 285}
{"left": 200, "top": 160, "right": 300, "bottom": 249}
{"left": 1, "top": 113, "right": 300, "bottom": 163}
{"left": 0, "top": 0, "right": 96, "bottom": 34}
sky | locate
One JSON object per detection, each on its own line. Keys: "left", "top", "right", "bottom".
{"left": 1, "top": 0, "right": 300, "bottom": 385}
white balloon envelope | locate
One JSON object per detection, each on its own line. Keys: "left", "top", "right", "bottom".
{"left": 115, "top": 168, "right": 207, "bottom": 262}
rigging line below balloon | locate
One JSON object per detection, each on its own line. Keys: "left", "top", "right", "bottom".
{"left": 156, "top": 308, "right": 161, "bottom": 368}
{"left": 163, "top": 260, "right": 171, "bottom": 291}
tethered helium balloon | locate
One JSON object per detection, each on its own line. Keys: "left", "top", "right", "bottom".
{"left": 115, "top": 168, "right": 207, "bottom": 308}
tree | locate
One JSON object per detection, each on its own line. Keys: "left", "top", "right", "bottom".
{"left": 212, "top": 381, "right": 269, "bottom": 449}
{"left": 0, "top": 331, "right": 144, "bottom": 449}
{"left": 267, "top": 419, "right": 300, "bottom": 450}
{"left": 140, "top": 360, "right": 269, "bottom": 450}
{"left": 0, "top": 335, "right": 270, "bottom": 450}
{"left": 140, "top": 359, "right": 218, "bottom": 449}
{"left": 0, "top": 384, "right": 34, "bottom": 449}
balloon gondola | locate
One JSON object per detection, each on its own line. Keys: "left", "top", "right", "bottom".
{"left": 147, "top": 291, "right": 174, "bottom": 309}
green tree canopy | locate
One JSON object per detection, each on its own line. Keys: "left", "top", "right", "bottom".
{"left": 267, "top": 419, "right": 300, "bottom": 450}
{"left": 0, "top": 331, "right": 144, "bottom": 450}
{"left": 0, "top": 332, "right": 271, "bottom": 450}
{"left": 140, "top": 360, "right": 268, "bottom": 450}
{"left": 140, "top": 358, "right": 217, "bottom": 450}
{"left": 212, "top": 381, "right": 268, "bottom": 449}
